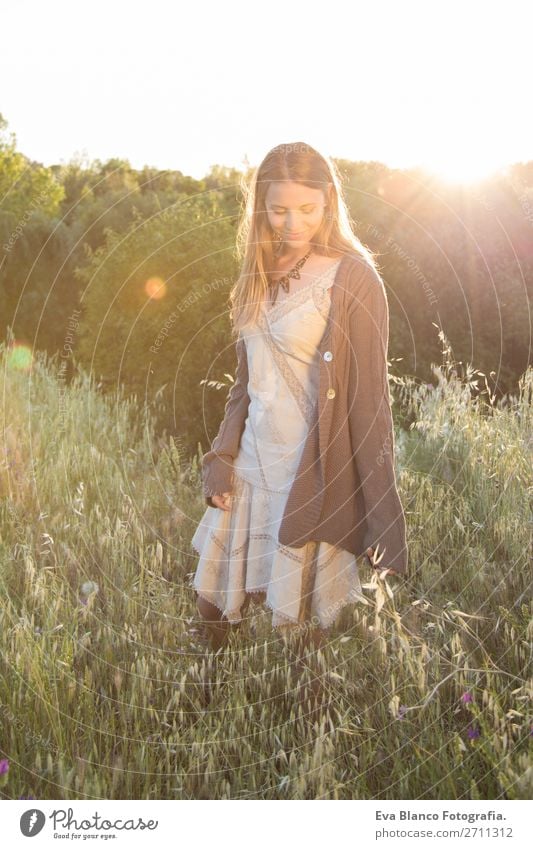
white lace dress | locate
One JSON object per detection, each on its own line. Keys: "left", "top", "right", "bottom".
{"left": 190, "top": 257, "right": 367, "bottom": 631}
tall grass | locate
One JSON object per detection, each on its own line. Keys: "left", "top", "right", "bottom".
{"left": 0, "top": 337, "right": 531, "bottom": 800}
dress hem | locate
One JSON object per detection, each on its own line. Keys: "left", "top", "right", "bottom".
{"left": 191, "top": 581, "right": 367, "bottom": 634}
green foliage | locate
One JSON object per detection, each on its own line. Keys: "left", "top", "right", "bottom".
{"left": 0, "top": 113, "right": 64, "bottom": 221}
{"left": 0, "top": 111, "right": 531, "bottom": 444}
{"left": 0, "top": 209, "right": 78, "bottom": 348}
{"left": 0, "top": 337, "right": 531, "bottom": 800}
{"left": 74, "top": 194, "right": 240, "bottom": 448}
{"left": 0, "top": 114, "right": 70, "bottom": 350}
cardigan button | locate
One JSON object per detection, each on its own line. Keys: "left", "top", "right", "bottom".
{"left": 326, "top": 387, "right": 336, "bottom": 399}
{"left": 323, "top": 350, "right": 333, "bottom": 362}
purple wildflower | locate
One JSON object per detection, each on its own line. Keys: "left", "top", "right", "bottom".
{"left": 467, "top": 725, "right": 480, "bottom": 740}
{"left": 0, "top": 759, "right": 9, "bottom": 775}
{"left": 461, "top": 692, "right": 473, "bottom": 704}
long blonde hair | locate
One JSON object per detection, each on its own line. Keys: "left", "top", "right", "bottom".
{"left": 229, "top": 141, "right": 379, "bottom": 336}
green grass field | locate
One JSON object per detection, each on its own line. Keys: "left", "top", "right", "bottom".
{"left": 0, "top": 339, "right": 531, "bottom": 800}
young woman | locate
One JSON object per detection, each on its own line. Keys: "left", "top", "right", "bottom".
{"left": 190, "top": 142, "right": 408, "bottom": 666}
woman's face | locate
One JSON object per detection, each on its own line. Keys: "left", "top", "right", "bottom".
{"left": 265, "top": 181, "right": 327, "bottom": 248}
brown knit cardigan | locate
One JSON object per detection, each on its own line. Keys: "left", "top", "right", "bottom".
{"left": 201, "top": 250, "right": 408, "bottom": 575}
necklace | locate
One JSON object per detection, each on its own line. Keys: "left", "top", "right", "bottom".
{"left": 268, "top": 250, "right": 312, "bottom": 306}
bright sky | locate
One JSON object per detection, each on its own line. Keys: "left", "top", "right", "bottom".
{"left": 2, "top": 0, "right": 531, "bottom": 183}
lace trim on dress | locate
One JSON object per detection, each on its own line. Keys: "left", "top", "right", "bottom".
{"left": 265, "top": 258, "right": 342, "bottom": 322}
{"left": 257, "top": 309, "right": 316, "bottom": 425}
{"left": 193, "top": 583, "right": 367, "bottom": 633}
{"left": 191, "top": 472, "right": 367, "bottom": 632}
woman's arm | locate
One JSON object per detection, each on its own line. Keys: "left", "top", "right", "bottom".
{"left": 347, "top": 264, "right": 408, "bottom": 575}
{"left": 201, "top": 335, "right": 251, "bottom": 507}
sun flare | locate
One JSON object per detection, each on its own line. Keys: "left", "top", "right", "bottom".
{"left": 421, "top": 155, "right": 504, "bottom": 186}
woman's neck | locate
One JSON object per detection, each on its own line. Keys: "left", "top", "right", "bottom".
{"left": 275, "top": 244, "right": 314, "bottom": 268}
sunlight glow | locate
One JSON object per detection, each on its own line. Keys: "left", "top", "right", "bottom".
{"left": 421, "top": 157, "right": 506, "bottom": 186}
{"left": 1, "top": 2, "right": 530, "bottom": 182}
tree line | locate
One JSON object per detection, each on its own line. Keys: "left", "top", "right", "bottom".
{"left": 1, "top": 112, "right": 531, "bottom": 454}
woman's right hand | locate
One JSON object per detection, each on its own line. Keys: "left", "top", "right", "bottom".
{"left": 211, "top": 492, "right": 232, "bottom": 511}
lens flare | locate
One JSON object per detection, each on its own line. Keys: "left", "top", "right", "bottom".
{"left": 145, "top": 277, "right": 167, "bottom": 300}
{"left": 6, "top": 344, "right": 33, "bottom": 372}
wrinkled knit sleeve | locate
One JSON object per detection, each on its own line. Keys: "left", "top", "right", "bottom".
{"left": 201, "top": 334, "right": 250, "bottom": 507}
{"left": 347, "top": 265, "right": 408, "bottom": 574}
